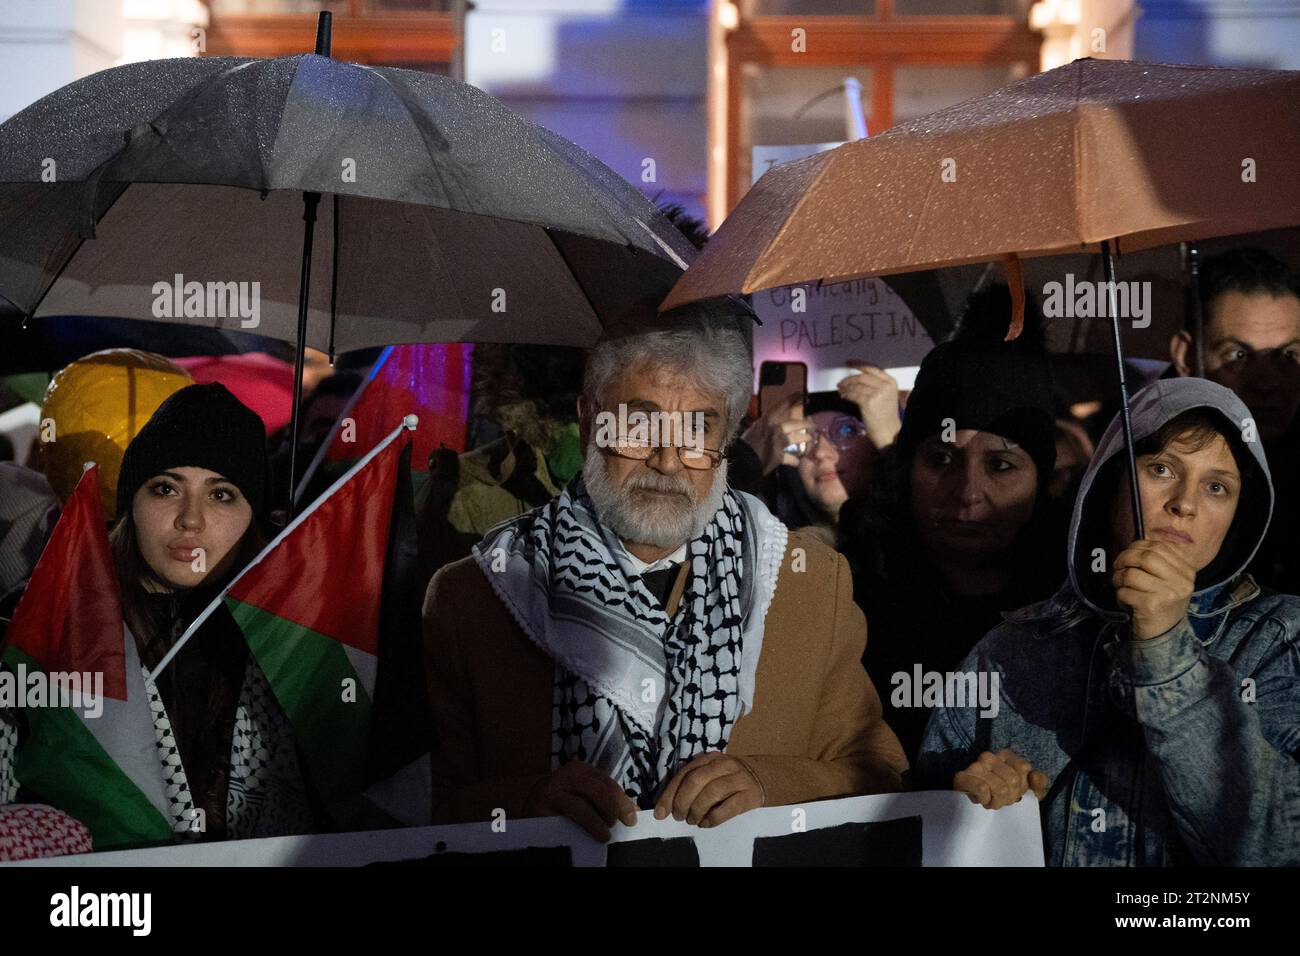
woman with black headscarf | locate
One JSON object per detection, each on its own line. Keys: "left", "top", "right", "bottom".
{"left": 840, "top": 286, "right": 1067, "bottom": 765}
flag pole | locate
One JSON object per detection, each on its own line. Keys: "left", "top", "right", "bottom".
{"left": 148, "top": 415, "right": 418, "bottom": 684}
{"left": 292, "top": 345, "right": 394, "bottom": 508}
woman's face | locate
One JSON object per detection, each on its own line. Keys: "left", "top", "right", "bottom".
{"left": 796, "top": 411, "right": 875, "bottom": 516}
{"left": 910, "top": 429, "right": 1039, "bottom": 560}
{"left": 1109, "top": 431, "right": 1242, "bottom": 573}
{"left": 132, "top": 466, "right": 254, "bottom": 592}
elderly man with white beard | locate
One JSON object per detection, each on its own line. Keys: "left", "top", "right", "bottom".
{"left": 421, "top": 309, "right": 907, "bottom": 842}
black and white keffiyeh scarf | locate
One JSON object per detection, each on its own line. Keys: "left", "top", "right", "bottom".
{"left": 474, "top": 478, "right": 787, "bottom": 808}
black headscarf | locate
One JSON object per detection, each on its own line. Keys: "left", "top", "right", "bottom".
{"left": 895, "top": 285, "right": 1057, "bottom": 482}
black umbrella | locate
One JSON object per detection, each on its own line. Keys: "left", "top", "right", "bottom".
{"left": 0, "top": 13, "right": 695, "bottom": 508}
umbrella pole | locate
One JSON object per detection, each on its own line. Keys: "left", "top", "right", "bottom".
{"left": 1185, "top": 242, "right": 1206, "bottom": 377}
{"left": 287, "top": 194, "right": 320, "bottom": 520}
{"left": 1102, "top": 239, "right": 1145, "bottom": 541}
{"left": 285, "top": 11, "right": 334, "bottom": 519}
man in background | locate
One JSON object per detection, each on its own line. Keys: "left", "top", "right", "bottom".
{"left": 1169, "top": 247, "right": 1300, "bottom": 591}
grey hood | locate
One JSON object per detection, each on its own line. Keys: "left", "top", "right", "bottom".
{"left": 1067, "top": 377, "right": 1273, "bottom": 618}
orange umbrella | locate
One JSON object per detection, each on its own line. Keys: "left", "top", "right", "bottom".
{"left": 666, "top": 59, "right": 1300, "bottom": 310}
{"left": 666, "top": 58, "right": 1300, "bottom": 538}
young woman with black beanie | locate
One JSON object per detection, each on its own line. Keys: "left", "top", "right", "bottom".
{"left": 105, "top": 382, "right": 315, "bottom": 841}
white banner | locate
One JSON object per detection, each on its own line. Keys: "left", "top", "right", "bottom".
{"left": 8, "top": 791, "right": 1044, "bottom": 868}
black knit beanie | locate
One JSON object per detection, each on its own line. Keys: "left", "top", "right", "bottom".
{"left": 117, "top": 383, "right": 270, "bottom": 525}
{"left": 897, "top": 290, "right": 1057, "bottom": 482}
{"left": 806, "top": 390, "right": 863, "bottom": 420}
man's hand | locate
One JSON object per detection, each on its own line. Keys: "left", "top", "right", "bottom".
{"left": 953, "top": 749, "right": 1049, "bottom": 809}
{"left": 523, "top": 760, "right": 637, "bottom": 842}
{"left": 838, "top": 364, "right": 901, "bottom": 450}
{"left": 740, "top": 396, "right": 810, "bottom": 476}
{"left": 654, "top": 751, "right": 764, "bottom": 828}
{"left": 1112, "top": 538, "right": 1196, "bottom": 641}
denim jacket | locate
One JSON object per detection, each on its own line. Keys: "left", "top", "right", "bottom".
{"left": 915, "top": 578, "right": 1300, "bottom": 865}
{"left": 916, "top": 378, "right": 1300, "bottom": 866}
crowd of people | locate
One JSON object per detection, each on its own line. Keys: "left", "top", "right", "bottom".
{"left": 1, "top": 245, "right": 1299, "bottom": 866}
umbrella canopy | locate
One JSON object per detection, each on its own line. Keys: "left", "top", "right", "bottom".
{"left": 0, "top": 53, "right": 696, "bottom": 351}
{"left": 664, "top": 58, "right": 1300, "bottom": 311}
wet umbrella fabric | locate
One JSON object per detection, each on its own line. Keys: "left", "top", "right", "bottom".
{"left": 664, "top": 58, "right": 1300, "bottom": 310}
{"left": 0, "top": 54, "right": 696, "bottom": 351}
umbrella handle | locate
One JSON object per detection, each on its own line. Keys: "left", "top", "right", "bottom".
{"left": 1102, "top": 239, "right": 1145, "bottom": 543}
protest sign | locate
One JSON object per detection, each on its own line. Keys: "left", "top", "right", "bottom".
{"left": 8, "top": 791, "right": 1043, "bottom": 868}
{"left": 751, "top": 278, "right": 933, "bottom": 392}
{"left": 605, "top": 791, "right": 1042, "bottom": 867}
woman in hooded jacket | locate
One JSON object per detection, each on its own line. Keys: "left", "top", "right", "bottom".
{"left": 917, "top": 377, "right": 1300, "bottom": 866}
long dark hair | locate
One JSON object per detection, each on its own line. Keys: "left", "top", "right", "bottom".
{"left": 763, "top": 465, "right": 832, "bottom": 532}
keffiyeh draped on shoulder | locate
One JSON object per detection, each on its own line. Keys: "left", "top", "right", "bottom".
{"left": 474, "top": 478, "right": 787, "bottom": 807}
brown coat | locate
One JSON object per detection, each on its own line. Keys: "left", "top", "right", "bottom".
{"left": 421, "top": 531, "right": 907, "bottom": 823}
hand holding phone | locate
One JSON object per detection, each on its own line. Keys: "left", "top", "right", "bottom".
{"left": 746, "top": 362, "right": 810, "bottom": 476}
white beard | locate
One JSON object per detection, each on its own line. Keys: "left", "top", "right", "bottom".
{"left": 582, "top": 444, "right": 729, "bottom": 550}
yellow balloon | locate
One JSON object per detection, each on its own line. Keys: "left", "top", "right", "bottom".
{"left": 38, "top": 349, "right": 193, "bottom": 520}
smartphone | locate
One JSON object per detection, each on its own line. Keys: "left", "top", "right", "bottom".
{"left": 758, "top": 361, "right": 807, "bottom": 418}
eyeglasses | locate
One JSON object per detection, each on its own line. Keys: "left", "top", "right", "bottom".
{"left": 785, "top": 416, "right": 868, "bottom": 458}
{"left": 604, "top": 437, "right": 726, "bottom": 470}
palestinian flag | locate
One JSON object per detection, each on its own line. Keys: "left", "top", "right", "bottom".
{"left": 295, "top": 344, "right": 471, "bottom": 507}
{"left": 2, "top": 466, "right": 177, "bottom": 851}
{"left": 169, "top": 419, "right": 433, "bottom": 830}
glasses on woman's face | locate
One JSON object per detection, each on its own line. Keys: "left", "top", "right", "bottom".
{"left": 787, "top": 416, "right": 868, "bottom": 458}
{"left": 605, "top": 437, "right": 726, "bottom": 470}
